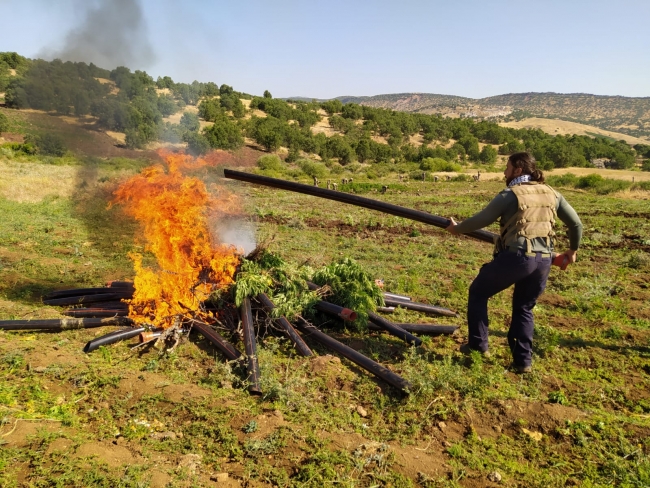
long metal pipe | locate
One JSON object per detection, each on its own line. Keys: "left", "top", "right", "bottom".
{"left": 0, "top": 317, "right": 133, "bottom": 331}
{"left": 295, "top": 318, "right": 412, "bottom": 393}
{"left": 224, "top": 169, "right": 496, "bottom": 243}
{"left": 83, "top": 326, "right": 145, "bottom": 353}
{"left": 191, "top": 321, "right": 241, "bottom": 361}
{"left": 367, "top": 312, "right": 422, "bottom": 346}
{"left": 256, "top": 293, "right": 313, "bottom": 357}
{"left": 368, "top": 323, "right": 458, "bottom": 335}
{"left": 240, "top": 297, "right": 262, "bottom": 395}
{"left": 383, "top": 297, "right": 458, "bottom": 317}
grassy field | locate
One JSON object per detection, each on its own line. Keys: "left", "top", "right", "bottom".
{"left": 0, "top": 147, "right": 649, "bottom": 487}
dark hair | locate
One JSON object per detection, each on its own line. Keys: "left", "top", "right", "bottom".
{"left": 508, "top": 152, "right": 544, "bottom": 183}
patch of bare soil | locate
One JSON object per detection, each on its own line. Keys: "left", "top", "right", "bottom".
{"left": 2, "top": 420, "right": 69, "bottom": 448}
{"left": 74, "top": 440, "right": 143, "bottom": 467}
{"left": 327, "top": 431, "right": 449, "bottom": 481}
{"left": 24, "top": 345, "right": 83, "bottom": 369}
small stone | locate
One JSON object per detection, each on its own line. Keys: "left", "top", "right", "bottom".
{"left": 356, "top": 406, "right": 368, "bottom": 417}
{"left": 494, "top": 425, "right": 502, "bottom": 433}
{"left": 438, "top": 421, "right": 447, "bottom": 430}
{"left": 442, "top": 440, "right": 452, "bottom": 448}
{"left": 178, "top": 453, "right": 202, "bottom": 475}
{"left": 487, "top": 471, "right": 502, "bottom": 483}
{"left": 150, "top": 431, "right": 177, "bottom": 441}
{"left": 32, "top": 366, "right": 47, "bottom": 373}
{"left": 211, "top": 472, "right": 229, "bottom": 482}
{"left": 522, "top": 428, "right": 543, "bottom": 442}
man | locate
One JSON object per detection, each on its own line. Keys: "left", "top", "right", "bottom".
{"left": 446, "top": 152, "right": 582, "bottom": 373}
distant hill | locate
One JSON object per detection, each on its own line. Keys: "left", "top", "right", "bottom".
{"left": 330, "top": 92, "right": 650, "bottom": 140}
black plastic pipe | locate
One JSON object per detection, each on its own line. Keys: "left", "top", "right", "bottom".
{"left": 315, "top": 301, "right": 357, "bottom": 322}
{"left": 191, "top": 321, "right": 242, "bottom": 361}
{"left": 368, "top": 323, "right": 458, "bottom": 335}
{"left": 83, "top": 326, "right": 145, "bottom": 353}
{"left": 224, "top": 169, "right": 497, "bottom": 243}
{"left": 384, "top": 292, "right": 411, "bottom": 302}
{"left": 43, "top": 287, "right": 133, "bottom": 300}
{"left": 367, "top": 312, "right": 422, "bottom": 346}
{"left": 63, "top": 309, "right": 129, "bottom": 318}
{"left": 106, "top": 281, "right": 135, "bottom": 288}
{"left": 383, "top": 297, "right": 458, "bottom": 317}
{"left": 1, "top": 317, "right": 133, "bottom": 331}
{"left": 295, "top": 318, "right": 412, "bottom": 393}
{"left": 256, "top": 293, "right": 313, "bottom": 357}
{"left": 43, "top": 293, "right": 132, "bottom": 307}
{"left": 240, "top": 298, "right": 262, "bottom": 395}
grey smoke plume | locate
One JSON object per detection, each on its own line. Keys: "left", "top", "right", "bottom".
{"left": 47, "top": 0, "right": 156, "bottom": 69}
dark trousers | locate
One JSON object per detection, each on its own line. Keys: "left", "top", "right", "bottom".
{"left": 467, "top": 250, "right": 551, "bottom": 366}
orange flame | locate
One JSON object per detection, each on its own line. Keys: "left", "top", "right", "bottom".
{"left": 112, "top": 151, "right": 241, "bottom": 328}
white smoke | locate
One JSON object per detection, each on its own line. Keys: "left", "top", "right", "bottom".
{"left": 216, "top": 218, "right": 257, "bottom": 256}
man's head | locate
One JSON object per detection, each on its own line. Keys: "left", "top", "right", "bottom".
{"left": 504, "top": 152, "right": 544, "bottom": 185}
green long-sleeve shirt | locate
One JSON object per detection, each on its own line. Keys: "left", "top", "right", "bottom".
{"left": 454, "top": 186, "right": 583, "bottom": 252}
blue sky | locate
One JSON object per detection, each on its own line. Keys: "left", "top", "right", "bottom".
{"left": 2, "top": 0, "right": 649, "bottom": 99}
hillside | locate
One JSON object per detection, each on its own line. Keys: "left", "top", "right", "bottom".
{"left": 336, "top": 92, "right": 650, "bottom": 140}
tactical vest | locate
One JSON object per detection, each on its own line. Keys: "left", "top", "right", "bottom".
{"left": 494, "top": 182, "right": 558, "bottom": 254}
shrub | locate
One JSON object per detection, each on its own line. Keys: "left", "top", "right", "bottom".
{"left": 642, "top": 160, "right": 650, "bottom": 172}
{"left": 296, "top": 159, "right": 328, "bottom": 179}
{"left": 420, "top": 157, "right": 461, "bottom": 172}
{"left": 632, "top": 181, "right": 650, "bottom": 191}
{"left": 451, "top": 174, "right": 472, "bottom": 182}
{"left": 576, "top": 174, "right": 630, "bottom": 194}
{"left": 546, "top": 173, "right": 578, "bottom": 187}
{"left": 257, "top": 155, "right": 284, "bottom": 171}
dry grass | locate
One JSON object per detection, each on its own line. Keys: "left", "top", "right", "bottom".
{"left": 500, "top": 117, "right": 650, "bottom": 145}
{"left": 105, "top": 131, "right": 126, "bottom": 144}
{"left": 311, "top": 116, "right": 339, "bottom": 137}
{"left": 0, "top": 159, "right": 78, "bottom": 203}
{"left": 548, "top": 167, "right": 650, "bottom": 181}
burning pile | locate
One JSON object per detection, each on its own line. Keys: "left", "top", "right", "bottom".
{"left": 112, "top": 151, "right": 241, "bottom": 329}
{"left": 0, "top": 152, "right": 461, "bottom": 395}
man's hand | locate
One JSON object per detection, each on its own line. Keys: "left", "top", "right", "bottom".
{"left": 446, "top": 217, "right": 459, "bottom": 235}
{"left": 553, "top": 249, "right": 577, "bottom": 270}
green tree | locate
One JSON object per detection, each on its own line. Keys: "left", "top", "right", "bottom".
{"left": 202, "top": 118, "right": 243, "bottom": 150}
{"left": 479, "top": 145, "right": 498, "bottom": 163}
{"left": 251, "top": 116, "right": 285, "bottom": 151}
{"left": 321, "top": 99, "right": 342, "bottom": 115}
{"left": 183, "top": 132, "right": 211, "bottom": 155}
{"left": 263, "top": 90, "right": 272, "bottom": 99}
{"left": 180, "top": 112, "right": 200, "bottom": 132}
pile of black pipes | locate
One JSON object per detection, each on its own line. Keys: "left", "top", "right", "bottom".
{"left": 42, "top": 282, "right": 133, "bottom": 318}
